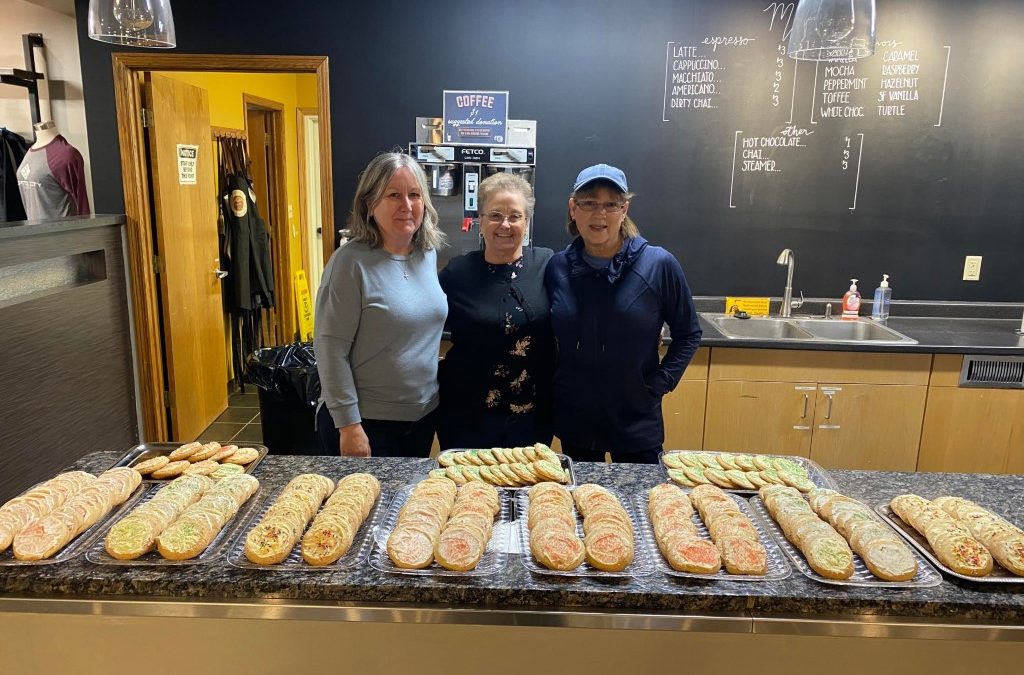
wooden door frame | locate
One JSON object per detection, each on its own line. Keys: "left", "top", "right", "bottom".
{"left": 296, "top": 106, "right": 319, "bottom": 292}
{"left": 112, "top": 54, "right": 334, "bottom": 441}
{"left": 242, "top": 92, "right": 293, "bottom": 346}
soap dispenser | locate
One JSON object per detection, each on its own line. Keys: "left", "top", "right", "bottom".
{"left": 871, "top": 274, "right": 892, "bottom": 321}
{"left": 841, "top": 279, "right": 861, "bottom": 320}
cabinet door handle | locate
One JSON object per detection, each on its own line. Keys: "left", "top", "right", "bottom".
{"left": 818, "top": 391, "right": 840, "bottom": 430}
{"left": 801, "top": 393, "right": 809, "bottom": 419}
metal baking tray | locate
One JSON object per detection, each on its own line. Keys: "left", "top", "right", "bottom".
{"left": 749, "top": 496, "right": 942, "bottom": 588}
{"left": 659, "top": 451, "right": 837, "bottom": 494}
{"left": 634, "top": 491, "right": 791, "bottom": 582}
{"left": 0, "top": 483, "right": 148, "bottom": 566}
{"left": 876, "top": 503, "right": 1024, "bottom": 585}
{"left": 112, "top": 442, "right": 268, "bottom": 481}
{"left": 85, "top": 483, "right": 262, "bottom": 566}
{"left": 431, "top": 451, "right": 576, "bottom": 490}
{"left": 516, "top": 487, "right": 655, "bottom": 578}
{"left": 227, "top": 486, "right": 388, "bottom": 571}
{"left": 369, "top": 484, "right": 511, "bottom": 576}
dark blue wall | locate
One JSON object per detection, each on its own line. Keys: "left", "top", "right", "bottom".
{"left": 75, "top": 0, "right": 1024, "bottom": 301}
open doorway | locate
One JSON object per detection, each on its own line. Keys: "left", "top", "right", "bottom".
{"left": 112, "top": 54, "right": 334, "bottom": 442}
{"left": 297, "top": 107, "right": 324, "bottom": 300}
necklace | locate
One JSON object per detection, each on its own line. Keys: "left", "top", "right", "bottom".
{"left": 389, "top": 255, "right": 410, "bottom": 280}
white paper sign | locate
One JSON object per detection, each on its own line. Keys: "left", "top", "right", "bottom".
{"left": 176, "top": 144, "right": 198, "bottom": 185}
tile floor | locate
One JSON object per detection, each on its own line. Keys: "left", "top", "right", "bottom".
{"left": 199, "top": 390, "right": 263, "bottom": 444}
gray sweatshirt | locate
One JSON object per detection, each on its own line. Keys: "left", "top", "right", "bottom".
{"left": 314, "top": 240, "right": 447, "bottom": 428}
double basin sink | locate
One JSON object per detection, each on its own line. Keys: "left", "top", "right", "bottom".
{"left": 701, "top": 314, "right": 918, "bottom": 345}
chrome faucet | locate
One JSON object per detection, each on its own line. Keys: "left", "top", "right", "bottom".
{"left": 776, "top": 248, "right": 804, "bottom": 318}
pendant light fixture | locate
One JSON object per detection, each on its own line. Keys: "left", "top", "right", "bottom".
{"left": 88, "top": 0, "right": 177, "bottom": 48}
{"left": 787, "top": 0, "right": 876, "bottom": 61}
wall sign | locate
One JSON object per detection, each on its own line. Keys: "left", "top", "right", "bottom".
{"left": 442, "top": 90, "right": 508, "bottom": 145}
{"left": 176, "top": 144, "right": 198, "bottom": 185}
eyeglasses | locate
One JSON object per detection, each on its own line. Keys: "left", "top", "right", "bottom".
{"left": 484, "top": 212, "right": 526, "bottom": 225}
{"left": 574, "top": 199, "right": 625, "bottom": 212}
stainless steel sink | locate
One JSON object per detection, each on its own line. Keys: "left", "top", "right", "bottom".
{"left": 701, "top": 313, "right": 918, "bottom": 344}
{"left": 791, "top": 319, "right": 916, "bottom": 343}
{"left": 705, "top": 315, "right": 815, "bottom": 340}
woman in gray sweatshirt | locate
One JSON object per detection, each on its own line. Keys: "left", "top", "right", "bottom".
{"left": 314, "top": 152, "right": 448, "bottom": 457}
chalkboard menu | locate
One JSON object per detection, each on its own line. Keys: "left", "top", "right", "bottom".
{"left": 543, "top": 0, "right": 1024, "bottom": 302}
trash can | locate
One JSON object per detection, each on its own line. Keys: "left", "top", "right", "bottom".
{"left": 247, "top": 342, "right": 323, "bottom": 455}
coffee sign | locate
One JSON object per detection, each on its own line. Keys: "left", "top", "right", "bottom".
{"left": 442, "top": 90, "right": 508, "bottom": 145}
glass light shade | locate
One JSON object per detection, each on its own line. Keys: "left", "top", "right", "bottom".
{"left": 88, "top": 0, "right": 177, "bottom": 48}
{"left": 787, "top": 0, "right": 876, "bottom": 61}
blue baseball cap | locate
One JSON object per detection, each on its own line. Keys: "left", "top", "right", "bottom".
{"left": 573, "top": 163, "right": 628, "bottom": 193}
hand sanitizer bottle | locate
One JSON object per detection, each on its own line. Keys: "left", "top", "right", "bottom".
{"left": 841, "top": 279, "right": 861, "bottom": 321}
{"left": 871, "top": 274, "right": 892, "bottom": 321}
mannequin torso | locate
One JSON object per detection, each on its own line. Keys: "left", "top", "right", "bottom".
{"left": 31, "top": 121, "right": 60, "bottom": 150}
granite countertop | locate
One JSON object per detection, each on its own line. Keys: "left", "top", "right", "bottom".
{"left": 1, "top": 451, "right": 1022, "bottom": 624}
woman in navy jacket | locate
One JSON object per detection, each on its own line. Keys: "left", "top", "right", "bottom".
{"left": 545, "top": 164, "right": 702, "bottom": 463}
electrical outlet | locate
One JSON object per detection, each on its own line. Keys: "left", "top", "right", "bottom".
{"left": 963, "top": 255, "right": 982, "bottom": 281}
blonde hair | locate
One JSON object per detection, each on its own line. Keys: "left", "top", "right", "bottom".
{"left": 566, "top": 179, "right": 639, "bottom": 238}
{"left": 479, "top": 173, "right": 536, "bottom": 219}
{"left": 346, "top": 152, "right": 447, "bottom": 251}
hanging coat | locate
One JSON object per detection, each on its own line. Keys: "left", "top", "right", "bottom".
{"left": 1, "top": 129, "right": 31, "bottom": 223}
{"left": 220, "top": 173, "right": 275, "bottom": 311}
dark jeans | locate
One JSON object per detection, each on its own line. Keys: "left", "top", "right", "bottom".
{"left": 438, "top": 410, "right": 552, "bottom": 451}
{"left": 317, "top": 405, "right": 437, "bottom": 458}
{"left": 559, "top": 442, "right": 663, "bottom": 465}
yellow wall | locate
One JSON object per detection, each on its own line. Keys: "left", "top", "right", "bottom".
{"left": 156, "top": 70, "right": 318, "bottom": 324}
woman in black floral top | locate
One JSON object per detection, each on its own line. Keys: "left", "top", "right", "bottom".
{"left": 437, "top": 174, "right": 554, "bottom": 450}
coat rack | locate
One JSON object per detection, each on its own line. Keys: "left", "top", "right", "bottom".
{"left": 0, "top": 34, "right": 46, "bottom": 128}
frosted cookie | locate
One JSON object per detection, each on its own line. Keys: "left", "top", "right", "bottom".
{"left": 168, "top": 442, "right": 202, "bottom": 462}
{"left": 223, "top": 447, "right": 260, "bottom": 465}
{"left": 150, "top": 460, "right": 190, "bottom": 479}
{"left": 584, "top": 527, "right": 634, "bottom": 572}
{"left": 530, "top": 528, "right": 585, "bottom": 571}
{"left": 210, "top": 445, "right": 239, "bottom": 463}
{"left": 387, "top": 525, "right": 436, "bottom": 569}
{"left": 133, "top": 456, "right": 170, "bottom": 475}
{"left": 210, "top": 464, "right": 244, "bottom": 481}
{"left": 183, "top": 460, "right": 219, "bottom": 476}
{"left": 189, "top": 442, "right": 222, "bottom": 463}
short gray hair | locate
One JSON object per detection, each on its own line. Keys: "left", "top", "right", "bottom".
{"left": 346, "top": 152, "right": 447, "bottom": 251}
{"left": 479, "top": 173, "right": 535, "bottom": 219}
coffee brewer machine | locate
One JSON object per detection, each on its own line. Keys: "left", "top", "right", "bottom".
{"left": 410, "top": 117, "right": 537, "bottom": 268}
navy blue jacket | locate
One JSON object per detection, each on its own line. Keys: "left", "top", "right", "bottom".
{"left": 545, "top": 235, "right": 702, "bottom": 452}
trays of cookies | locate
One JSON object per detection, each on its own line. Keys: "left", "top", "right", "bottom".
{"left": 660, "top": 451, "right": 836, "bottom": 494}
{"left": 749, "top": 492, "right": 942, "bottom": 588}
{"left": 0, "top": 468, "right": 147, "bottom": 566}
{"left": 877, "top": 497, "right": 1024, "bottom": 585}
{"left": 635, "top": 485, "right": 791, "bottom": 582}
{"left": 86, "top": 473, "right": 261, "bottom": 566}
{"left": 515, "top": 484, "right": 655, "bottom": 578}
{"left": 228, "top": 473, "right": 387, "bottom": 571}
{"left": 431, "top": 444, "right": 576, "bottom": 489}
{"left": 369, "top": 479, "right": 511, "bottom": 576}
{"left": 112, "top": 442, "right": 268, "bottom": 481}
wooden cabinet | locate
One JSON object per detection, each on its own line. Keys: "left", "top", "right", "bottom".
{"left": 704, "top": 348, "right": 931, "bottom": 470}
{"left": 662, "top": 348, "right": 709, "bottom": 450}
{"left": 917, "top": 355, "right": 1024, "bottom": 474}
{"left": 663, "top": 379, "right": 706, "bottom": 450}
{"left": 809, "top": 383, "right": 927, "bottom": 471}
{"left": 704, "top": 381, "right": 816, "bottom": 457}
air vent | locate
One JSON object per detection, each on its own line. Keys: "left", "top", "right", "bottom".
{"left": 959, "top": 356, "right": 1024, "bottom": 389}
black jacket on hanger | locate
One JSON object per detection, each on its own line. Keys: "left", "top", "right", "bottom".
{"left": 220, "top": 173, "right": 275, "bottom": 311}
{"left": 1, "top": 128, "right": 31, "bottom": 223}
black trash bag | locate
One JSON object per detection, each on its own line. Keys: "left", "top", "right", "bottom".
{"left": 247, "top": 342, "right": 323, "bottom": 455}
